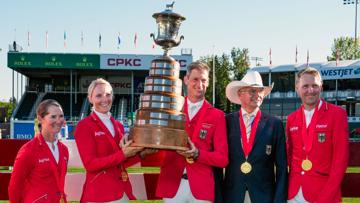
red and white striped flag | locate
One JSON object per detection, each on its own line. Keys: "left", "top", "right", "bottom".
{"left": 64, "top": 31, "right": 67, "bottom": 49}
{"left": 134, "top": 33, "right": 138, "bottom": 48}
{"left": 269, "top": 48, "right": 272, "bottom": 65}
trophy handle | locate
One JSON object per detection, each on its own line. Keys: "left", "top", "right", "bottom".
{"left": 150, "top": 33, "right": 156, "bottom": 42}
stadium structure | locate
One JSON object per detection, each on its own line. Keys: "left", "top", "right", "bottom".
{"left": 252, "top": 61, "right": 360, "bottom": 139}
{"left": 7, "top": 51, "right": 193, "bottom": 139}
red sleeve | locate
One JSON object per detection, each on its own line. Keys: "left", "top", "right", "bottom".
{"left": 8, "top": 143, "right": 35, "bottom": 203}
{"left": 316, "top": 108, "right": 349, "bottom": 203}
{"left": 197, "top": 111, "right": 229, "bottom": 168}
{"left": 75, "top": 119, "right": 126, "bottom": 172}
{"left": 286, "top": 115, "right": 293, "bottom": 169}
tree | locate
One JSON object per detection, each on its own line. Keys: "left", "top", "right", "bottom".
{"left": 327, "top": 36, "right": 360, "bottom": 61}
{"left": 230, "top": 47, "right": 250, "bottom": 80}
{"left": 0, "top": 98, "right": 16, "bottom": 122}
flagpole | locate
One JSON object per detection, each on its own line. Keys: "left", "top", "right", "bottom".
{"left": 306, "top": 50, "right": 309, "bottom": 67}
{"left": 212, "top": 45, "right": 215, "bottom": 106}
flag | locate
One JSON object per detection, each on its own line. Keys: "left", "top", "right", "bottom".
{"left": 152, "top": 41, "right": 156, "bottom": 49}
{"left": 134, "top": 33, "right": 138, "bottom": 48}
{"left": 306, "top": 50, "right": 310, "bottom": 67}
{"left": 117, "top": 33, "right": 121, "bottom": 49}
{"left": 64, "top": 31, "right": 67, "bottom": 48}
{"left": 45, "top": 31, "right": 48, "bottom": 49}
{"left": 27, "top": 31, "right": 31, "bottom": 48}
{"left": 269, "top": 48, "right": 272, "bottom": 65}
{"left": 99, "top": 33, "right": 102, "bottom": 48}
{"left": 81, "top": 31, "right": 84, "bottom": 47}
{"left": 336, "top": 49, "right": 340, "bottom": 66}
{"left": 295, "top": 46, "right": 298, "bottom": 63}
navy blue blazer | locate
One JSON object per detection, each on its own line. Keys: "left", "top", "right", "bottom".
{"left": 220, "top": 111, "right": 287, "bottom": 203}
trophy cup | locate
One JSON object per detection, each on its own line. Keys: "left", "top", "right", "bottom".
{"left": 129, "top": 2, "right": 188, "bottom": 151}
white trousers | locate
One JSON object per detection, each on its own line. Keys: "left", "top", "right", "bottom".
{"left": 244, "top": 190, "right": 251, "bottom": 203}
{"left": 164, "top": 178, "right": 212, "bottom": 203}
{"left": 288, "top": 187, "right": 309, "bottom": 203}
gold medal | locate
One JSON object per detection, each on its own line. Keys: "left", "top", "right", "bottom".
{"left": 301, "top": 159, "right": 312, "bottom": 171}
{"left": 240, "top": 161, "right": 252, "bottom": 174}
{"left": 186, "top": 157, "right": 194, "bottom": 164}
{"left": 121, "top": 171, "right": 128, "bottom": 181}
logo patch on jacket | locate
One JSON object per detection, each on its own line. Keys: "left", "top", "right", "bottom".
{"left": 318, "top": 133, "right": 326, "bottom": 143}
{"left": 95, "top": 131, "right": 105, "bottom": 136}
{"left": 38, "top": 158, "right": 50, "bottom": 163}
{"left": 265, "top": 145, "right": 272, "bottom": 155}
{"left": 199, "top": 123, "right": 212, "bottom": 139}
{"left": 289, "top": 126, "right": 298, "bottom": 132}
{"left": 316, "top": 124, "right": 327, "bottom": 129}
{"left": 199, "top": 129, "right": 207, "bottom": 139}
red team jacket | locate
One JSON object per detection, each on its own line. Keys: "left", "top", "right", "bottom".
{"left": 75, "top": 112, "right": 140, "bottom": 203}
{"left": 286, "top": 100, "right": 349, "bottom": 203}
{"left": 156, "top": 99, "right": 229, "bottom": 202}
{"left": 8, "top": 134, "right": 69, "bottom": 203}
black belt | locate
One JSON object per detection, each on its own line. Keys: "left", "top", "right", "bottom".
{"left": 181, "top": 173, "right": 188, "bottom": 180}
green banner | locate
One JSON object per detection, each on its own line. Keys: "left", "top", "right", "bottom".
{"left": 8, "top": 53, "right": 100, "bottom": 69}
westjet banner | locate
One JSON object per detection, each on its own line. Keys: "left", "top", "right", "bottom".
{"left": 320, "top": 66, "right": 360, "bottom": 80}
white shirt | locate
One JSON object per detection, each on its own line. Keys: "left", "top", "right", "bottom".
{"left": 46, "top": 139, "right": 59, "bottom": 163}
{"left": 94, "top": 110, "right": 115, "bottom": 137}
{"left": 304, "top": 100, "right": 323, "bottom": 128}
{"left": 187, "top": 98, "right": 204, "bottom": 121}
{"left": 241, "top": 108, "right": 259, "bottom": 140}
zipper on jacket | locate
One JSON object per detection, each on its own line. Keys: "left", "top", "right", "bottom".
{"left": 32, "top": 193, "right": 48, "bottom": 203}
{"left": 90, "top": 170, "right": 106, "bottom": 183}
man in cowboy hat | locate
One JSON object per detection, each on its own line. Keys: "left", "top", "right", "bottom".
{"left": 286, "top": 67, "right": 349, "bottom": 203}
{"left": 219, "top": 70, "right": 287, "bottom": 203}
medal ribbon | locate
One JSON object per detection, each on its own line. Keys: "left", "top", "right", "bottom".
{"left": 300, "top": 100, "right": 321, "bottom": 154}
{"left": 239, "top": 110, "right": 261, "bottom": 157}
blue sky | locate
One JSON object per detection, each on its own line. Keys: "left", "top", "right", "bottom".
{"left": 0, "top": 0, "right": 355, "bottom": 100}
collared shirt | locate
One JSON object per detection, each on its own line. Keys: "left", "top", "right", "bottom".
{"left": 303, "top": 100, "right": 323, "bottom": 128}
{"left": 94, "top": 110, "right": 115, "bottom": 137}
{"left": 187, "top": 98, "right": 204, "bottom": 121}
{"left": 241, "top": 108, "right": 259, "bottom": 140}
{"left": 46, "top": 139, "right": 59, "bottom": 163}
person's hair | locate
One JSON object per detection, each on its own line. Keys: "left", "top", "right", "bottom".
{"left": 186, "top": 61, "right": 210, "bottom": 75}
{"left": 295, "top": 67, "right": 323, "bottom": 84}
{"left": 87, "top": 78, "right": 113, "bottom": 99}
{"left": 36, "top": 99, "right": 62, "bottom": 130}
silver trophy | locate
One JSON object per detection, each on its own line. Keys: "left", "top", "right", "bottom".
{"left": 130, "top": 2, "right": 188, "bottom": 150}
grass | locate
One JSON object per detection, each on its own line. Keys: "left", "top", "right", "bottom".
{"left": 2, "top": 166, "right": 360, "bottom": 174}
{"left": 1, "top": 167, "right": 360, "bottom": 202}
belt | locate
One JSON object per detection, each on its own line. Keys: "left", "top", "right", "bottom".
{"left": 181, "top": 173, "right": 188, "bottom": 180}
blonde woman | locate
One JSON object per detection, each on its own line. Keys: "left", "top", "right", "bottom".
{"left": 75, "top": 78, "right": 150, "bottom": 203}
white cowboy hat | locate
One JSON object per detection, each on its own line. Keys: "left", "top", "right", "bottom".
{"left": 225, "top": 70, "right": 274, "bottom": 105}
